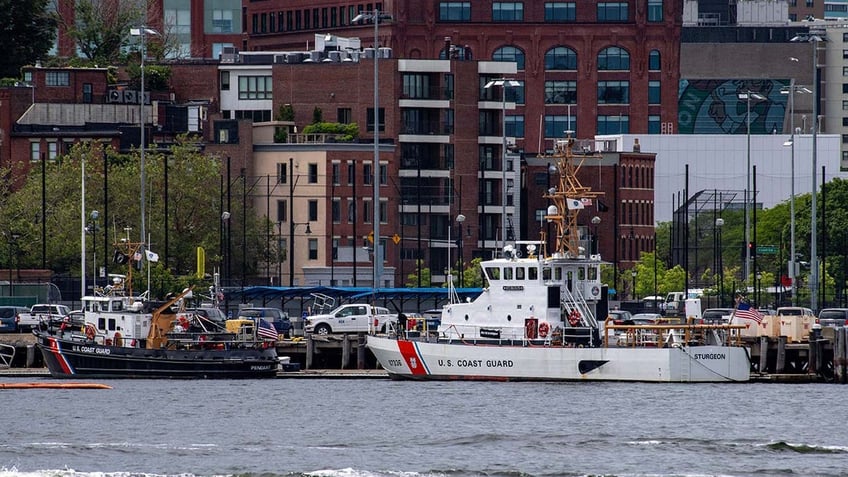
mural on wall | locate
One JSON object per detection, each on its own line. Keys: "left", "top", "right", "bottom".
{"left": 678, "top": 79, "right": 790, "bottom": 134}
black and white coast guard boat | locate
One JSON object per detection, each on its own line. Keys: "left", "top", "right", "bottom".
{"left": 367, "top": 137, "right": 751, "bottom": 382}
{"left": 34, "top": 240, "right": 278, "bottom": 379}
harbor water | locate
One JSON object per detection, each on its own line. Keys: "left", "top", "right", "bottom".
{"left": 1, "top": 377, "right": 845, "bottom": 477}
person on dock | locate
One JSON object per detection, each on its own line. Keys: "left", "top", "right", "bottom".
{"left": 397, "top": 312, "right": 407, "bottom": 338}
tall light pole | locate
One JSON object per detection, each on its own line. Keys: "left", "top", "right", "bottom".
{"left": 792, "top": 31, "right": 824, "bottom": 311}
{"left": 782, "top": 79, "right": 810, "bottom": 305}
{"left": 715, "top": 217, "right": 724, "bottom": 307}
{"left": 353, "top": 9, "right": 392, "bottom": 292}
{"left": 131, "top": 26, "right": 159, "bottom": 249}
{"left": 737, "top": 90, "right": 765, "bottom": 285}
{"left": 484, "top": 78, "right": 520, "bottom": 254}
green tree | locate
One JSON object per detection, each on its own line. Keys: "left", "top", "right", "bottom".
{"left": 0, "top": 0, "right": 56, "bottom": 78}
{"left": 406, "top": 260, "right": 431, "bottom": 287}
{"left": 57, "top": 0, "right": 147, "bottom": 64}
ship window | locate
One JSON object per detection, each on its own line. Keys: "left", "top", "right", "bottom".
{"left": 578, "top": 267, "right": 585, "bottom": 280}
{"left": 98, "top": 317, "right": 106, "bottom": 329}
{"left": 486, "top": 267, "right": 500, "bottom": 280}
{"left": 108, "top": 319, "right": 116, "bottom": 331}
{"left": 554, "top": 267, "right": 562, "bottom": 280}
{"left": 542, "top": 267, "right": 551, "bottom": 280}
{"left": 504, "top": 267, "right": 513, "bottom": 279}
{"left": 516, "top": 267, "right": 525, "bottom": 280}
{"left": 588, "top": 267, "right": 598, "bottom": 280}
{"left": 529, "top": 267, "right": 538, "bottom": 280}
{"left": 113, "top": 300, "right": 122, "bottom": 311}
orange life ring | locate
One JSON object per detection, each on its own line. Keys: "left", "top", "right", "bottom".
{"left": 538, "top": 321, "right": 550, "bottom": 338}
{"left": 568, "top": 310, "right": 581, "bottom": 327}
{"left": 113, "top": 332, "right": 123, "bottom": 347}
{"left": 85, "top": 324, "right": 96, "bottom": 341}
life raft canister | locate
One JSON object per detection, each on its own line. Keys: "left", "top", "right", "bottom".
{"left": 538, "top": 321, "right": 551, "bottom": 338}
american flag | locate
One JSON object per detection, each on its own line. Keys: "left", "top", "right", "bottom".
{"left": 734, "top": 302, "right": 764, "bottom": 323}
{"left": 257, "top": 319, "right": 279, "bottom": 340}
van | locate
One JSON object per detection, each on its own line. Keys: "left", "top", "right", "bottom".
{"left": 664, "top": 291, "right": 702, "bottom": 316}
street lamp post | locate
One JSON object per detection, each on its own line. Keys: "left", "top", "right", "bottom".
{"left": 781, "top": 79, "right": 810, "bottom": 306}
{"left": 130, "top": 26, "right": 159, "bottom": 250}
{"left": 289, "top": 222, "right": 312, "bottom": 287}
{"left": 631, "top": 269, "right": 637, "bottom": 300}
{"left": 791, "top": 31, "right": 824, "bottom": 311}
{"left": 756, "top": 272, "right": 763, "bottom": 306}
{"left": 484, "top": 78, "right": 520, "bottom": 254}
{"left": 716, "top": 217, "right": 725, "bottom": 307}
{"left": 352, "top": 9, "right": 392, "bottom": 293}
{"left": 737, "top": 90, "right": 765, "bottom": 285}
{"left": 6, "top": 232, "right": 20, "bottom": 296}
{"left": 456, "top": 214, "right": 466, "bottom": 288}
{"left": 86, "top": 210, "right": 100, "bottom": 288}
{"left": 221, "top": 212, "right": 231, "bottom": 285}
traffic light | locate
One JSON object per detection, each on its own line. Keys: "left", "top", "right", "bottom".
{"left": 748, "top": 241, "right": 756, "bottom": 257}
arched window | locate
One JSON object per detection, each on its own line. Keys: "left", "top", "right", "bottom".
{"left": 544, "top": 46, "right": 577, "bottom": 70}
{"left": 493, "top": 46, "right": 525, "bottom": 70}
{"left": 649, "top": 49, "right": 661, "bottom": 71}
{"left": 597, "top": 46, "right": 630, "bottom": 71}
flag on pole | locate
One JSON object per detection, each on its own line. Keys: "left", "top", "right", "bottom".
{"left": 145, "top": 249, "right": 160, "bottom": 263}
{"left": 734, "top": 302, "right": 763, "bottom": 323}
{"left": 566, "top": 198, "right": 584, "bottom": 210}
{"left": 257, "top": 319, "right": 279, "bottom": 340}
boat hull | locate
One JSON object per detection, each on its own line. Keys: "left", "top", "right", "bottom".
{"left": 367, "top": 336, "right": 750, "bottom": 382}
{"left": 36, "top": 333, "right": 279, "bottom": 379}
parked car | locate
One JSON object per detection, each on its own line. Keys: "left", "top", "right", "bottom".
{"left": 0, "top": 306, "right": 29, "bottom": 333}
{"left": 189, "top": 306, "right": 227, "bottom": 326}
{"left": 817, "top": 308, "right": 848, "bottom": 328}
{"left": 238, "top": 307, "right": 292, "bottom": 337}
{"left": 608, "top": 310, "right": 633, "bottom": 323}
{"left": 702, "top": 308, "right": 735, "bottom": 324}
{"left": 631, "top": 313, "right": 662, "bottom": 324}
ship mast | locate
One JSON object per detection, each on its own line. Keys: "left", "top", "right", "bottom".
{"left": 543, "top": 136, "right": 603, "bottom": 258}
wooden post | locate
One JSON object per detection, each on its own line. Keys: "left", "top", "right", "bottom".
{"left": 357, "top": 333, "right": 366, "bottom": 369}
{"left": 759, "top": 336, "right": 768, "bottom": 373}
{"left": 341, "top": 334, "right": 351, "bottom": 369}
{"left": 776, "top": 336, "right": 786, "bottom": 373}
{"left": 808, "top": 332, "right": 818, "bottom": 375}
{"left": 305, "top": 334, "right": 314, "bottom": 370}
{"left": 839, "top": 328, "right": 848, "bottom": 384}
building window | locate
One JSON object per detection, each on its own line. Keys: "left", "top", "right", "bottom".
{"left": 598, "top": 46, "right": 630, "bottom": 70}
{"left": 220, "top": 71, "right": 230, "bottom": 90}
{"left": 843, "top": 100, "right": 848, "bottom": 110}
{"left": 209, "top": 8, "right": 235, "bottom": 33}
{"left": 545, "top": 2, "right": 576, "bottom": 21}
{"left": 332, "top": 199, "right": 341, "bottom": 223}
{"left": 308, "top": 238, "right": 318, "bottom": 260}
{"left": 338, "top": 108, "right": 352, "bottom": 124}
{"left": 45, "top": 71, "right": 69, "bottom": 86}
{"left": 597, "top": 2, "right": 628, "bottom": 21}
{"left": 347, "top": 200, "right": 355, "bottom": 223}
{"left": 647, "top": 0, "right": 663, "bottom": 22}
{"left": 544, "top": 115, "right": 576, "bottom": 138}
{"left": 544, "top": 80, "right": 577, "bottom": 104}
{"left": 649, "top": 50, "right": 661, "bottom": 71}
{"left": 332, "top": 163, "right": 340, "bottom": 185}
{"left": 493, "top": 46, "right": 525, "bottom": 70}
{"left": 47, "top": 142, "right": 58, "bottom": 160}
{"left": 493, "top": 2, "right": 524, "bottom": 21}
{"left": 308, "top": 200, "right": 318, "bottom": 221}
{"left": 439, "top": 2, "right": 471, "bottom": 21}
{"left": 364, "top": 163, "right": 373, "bottom": 185}
{"left": 347, "top": 162, "right": 354, "bottom": 185}
{"left": 403, "top": 73, "right": 432, "bottom": 99}
{"left": 505, "top": 115, "right": 525, "bottom": 137}
{"left": 545, "top": 46, "right": 577, "bottom": 70}
{"left": 277, "top": 162, "right": 288, "bottom": 184}
{"left": 238, "top": 76, "right": 272, "bottom": 100}
{"left": 82, "top": 83, "right": 92, "bottom": 103}
{"left": 648, "top": 80, "right": 661, "bottom": 104}
{"left": 597, "top": 115, "right": 629, "bottom": 134}
{"left": 277, "top": 200, "right": 287, "bottom": 222}
{"left": 30, "top": 142, "right": 40, "bottom": 161}
{"left": 164, "top": 3, "right": 191, "bottom": 58}
{"left": 648, "top": 115, "right": 661, "bottom": 134}
{"left": 843, "top": 83, "right": 848, "bottom": 94}
{"left": 380, "top": 164, "right": 388, "bottom": 185}
{"left": 213, "top": 43, "right": 233, "bottom": 59}
{"left": 598, "top": 81, "right": 630, "bottom": 104}
{"left": 367, "top": 108, "right": 385, "bottom": 132}
{"left": 308, "top": 163, "right": 318, "bottom": 183}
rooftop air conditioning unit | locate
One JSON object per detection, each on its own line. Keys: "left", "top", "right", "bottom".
{"left": 123, "top": 90, "right": 138, "bottom": 104}
{"left": 107, "top": 90, "right": 123, "bottom": 103}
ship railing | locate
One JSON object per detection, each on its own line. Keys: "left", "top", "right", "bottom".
{"left": 561, "top": 285, "right": 597, "bottom": 328}
{"left": 0, "top": 343, "right": 14, "bottom": 368}
{"left": 602, "top": 317, "right": 747, "bottom": 348}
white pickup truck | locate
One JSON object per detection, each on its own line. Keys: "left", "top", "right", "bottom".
{"left": 18, "top": 304, "right": 71, "bottom": 332}
{"left": 304, "top": 304, "right": 396, "bottom": 335}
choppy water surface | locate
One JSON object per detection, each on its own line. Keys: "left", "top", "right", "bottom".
{"left": 0, "top": 378, "right": 845, "bottom": 477}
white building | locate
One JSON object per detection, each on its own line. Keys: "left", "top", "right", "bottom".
{"left": 601, "top": 134, "right": 844, "bottom": 223}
